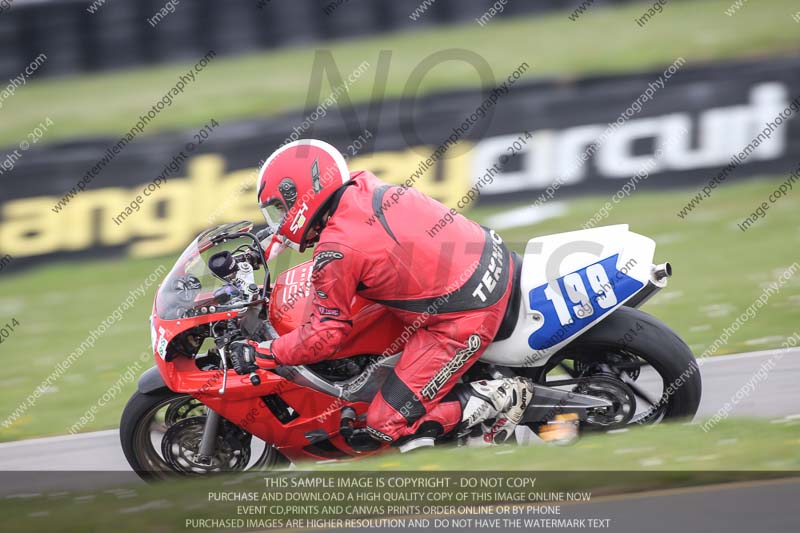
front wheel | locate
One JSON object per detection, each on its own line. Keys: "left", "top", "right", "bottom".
{"left": 120, "top": 388, "right": 282, "bottom": 481}
{"left": 542, "top": 306, "right": 701, "bottom": 428}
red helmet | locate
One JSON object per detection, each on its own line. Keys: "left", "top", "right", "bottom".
{"left": 257, "top": 139, "right": 350, "bottom": 252}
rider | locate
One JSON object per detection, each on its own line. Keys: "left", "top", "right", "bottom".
{"left": 230, "top": 139, "right": 534, "bottom": 450}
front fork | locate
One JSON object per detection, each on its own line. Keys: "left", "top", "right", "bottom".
{"left": 197, "top": 409, "right": 222, "bottom": 463}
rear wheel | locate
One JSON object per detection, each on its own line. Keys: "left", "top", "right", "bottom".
{"left": 540, "top": 306, "right": 701, "bottom": 429}
{"left": 120, "top": 388, "right": 283, "bottom": 481}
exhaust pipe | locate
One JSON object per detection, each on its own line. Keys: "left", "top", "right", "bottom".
{"left": 625, "top": 261, "right": 672, "bottom": 309}
{"left": 653, "top": 262, "right": 672, "bottom": 281}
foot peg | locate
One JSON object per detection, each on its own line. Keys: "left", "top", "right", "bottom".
{"left": 339, "top": 407, "right": 380, "bottom": 452}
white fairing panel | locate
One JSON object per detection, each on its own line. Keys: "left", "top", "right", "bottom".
{"left": 480, "top": 225, "right": 659, "bottom": 367}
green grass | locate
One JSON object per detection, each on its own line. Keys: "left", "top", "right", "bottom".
{"left": 319, "top": 419, "right": 800, "bottom": 471}
{"left": 1, "top": 420, "right": 797, "bottom": 533}
{"left": 3, "top": 0, "right": 799, "bottom": 147}
{"left": 0, "top": 174, "right": 798, "bottom": 441}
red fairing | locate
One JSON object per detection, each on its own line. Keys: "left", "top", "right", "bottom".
{"left": 151, "top": 303, "right": 385, "bottom": 461}
{"left": 268, "top": 260, "right": 315, "bottom": 334}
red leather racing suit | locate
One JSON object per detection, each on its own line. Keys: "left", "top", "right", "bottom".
{"left": 271, "top": 171, "right": 514, "bottom": 443}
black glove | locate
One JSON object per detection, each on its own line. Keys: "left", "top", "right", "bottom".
{"left": 229, "top": 340, "right": 258, "bottom": 375}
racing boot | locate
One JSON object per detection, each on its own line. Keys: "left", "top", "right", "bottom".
{"left": 458, "top": 377, "right": 534, "bottom": 445}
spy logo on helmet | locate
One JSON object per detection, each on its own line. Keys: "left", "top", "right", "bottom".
{"left": 311, "top": 158, "right": 322, "bottom": 194}
{"left": 290, "top": 203, "right": 308, "bottom": 232}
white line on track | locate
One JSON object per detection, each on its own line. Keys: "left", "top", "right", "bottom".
{"left": 0, "top": 429, "right": 118, "bottom": 450}
{"left": 697, "top": 346, "right": 800, "bottom": 364}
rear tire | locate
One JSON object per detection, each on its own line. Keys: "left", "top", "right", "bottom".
{"left": 555, "top": 306, "right": 701, "bottom": 422}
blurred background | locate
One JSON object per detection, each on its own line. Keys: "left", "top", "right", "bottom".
{"left": 0, "top": 0, "right": 799, "bottom": 452}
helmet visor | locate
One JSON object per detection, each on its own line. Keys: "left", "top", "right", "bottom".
{"left": 260, "top": 198, "right": 287, "bottom": 233}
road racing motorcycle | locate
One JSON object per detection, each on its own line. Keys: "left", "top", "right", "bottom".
{"left": 120, "top": 221, "right": 701, "bottom": 479}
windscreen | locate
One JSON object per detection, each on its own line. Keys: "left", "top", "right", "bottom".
{"left": 155, "top": 222, "right": 254, "bottom": 320}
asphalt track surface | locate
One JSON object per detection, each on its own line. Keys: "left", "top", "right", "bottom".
{"left": 332, "top": 478, "right": 800, "bottom": 533}
{"left": 1, "top": 347, "right": 798, "bottom": 474}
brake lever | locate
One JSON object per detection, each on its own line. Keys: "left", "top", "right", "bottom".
{"left": 218, "top": 344, "right": 261, "bottom": 390}
{"left": 218, "top": 346, "right": 229, "bottom": 395}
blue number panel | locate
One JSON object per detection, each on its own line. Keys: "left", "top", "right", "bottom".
{"left": 528, "top": 254, "right": 644, "bottom": 350}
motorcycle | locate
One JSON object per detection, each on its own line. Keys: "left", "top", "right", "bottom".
{"left": 120, "top": 221, "right": 701, "bottom": 479}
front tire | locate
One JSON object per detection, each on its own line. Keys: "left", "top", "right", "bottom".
{"left": 120, "top": 388, "right": 181, "bottom": 480}
{"left": 120, "top": 388, "right": 281, "bottom": 481}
